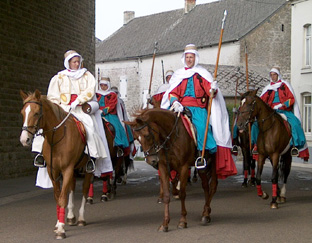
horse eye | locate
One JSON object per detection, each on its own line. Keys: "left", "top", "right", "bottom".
{"left": 34, "top": 112, "right": 40, "bottom": 117}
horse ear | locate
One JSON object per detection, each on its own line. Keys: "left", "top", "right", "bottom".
{"left": 20, "top": 89, "right": 28, "bottom": 101}
{"left": 34, "top": 89, "right": 41, "bottom": 100}
{"left": 123, "top": 120, "right": 136, "bottom": 127}
{"left": 252, "top": 89, "right": 259, "bottom": 96}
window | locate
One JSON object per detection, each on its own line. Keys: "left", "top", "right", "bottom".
{"left": 304, "top": 24, "right": 311, "bottom": 67}
{"left": 302, "top": 93, "right": 312, "bottom": 135}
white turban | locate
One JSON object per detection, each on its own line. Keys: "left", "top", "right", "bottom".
{"left": 181, "top": 44, "right": 199, "bottom": 68}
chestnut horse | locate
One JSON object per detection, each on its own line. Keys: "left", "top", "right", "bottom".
{"left": 19, "top": 90, "right": 93, "bottom": 239}
{"left": 125, "top": 108, "right": 218, "bottom": 231}
{"left": 236, "top": 90, "right": 292, "bottom": 209}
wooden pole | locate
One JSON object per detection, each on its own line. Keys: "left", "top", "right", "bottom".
{"left": 245, "top": 41, "right": 252, "bottom": 151}
{"left": 197, "top": 10, "right": 227, "bottom": 168}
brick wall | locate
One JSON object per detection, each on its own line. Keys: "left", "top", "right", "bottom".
{"left": 241, "top": 3, "right": 291, "bottom": 82}
{"left": 0, "top": 0, "right": 95, "bottom": 179}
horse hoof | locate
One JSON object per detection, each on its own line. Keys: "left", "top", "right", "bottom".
{"left": 270, "top": 202, "right": 278, "bottom": 209}
{"left": 158, "top": 225, "right": 168, "bottom": 232}
{"left": 77, "top": 220, "right": 86, "bottom": 226}
{"left": 248, "top": 179, "right": 256, "bottom": 186}
{"left": 157, "top": 198, "right": 163, "bottom": 204}
{"left": 55, "top": 232, "right": 66, "bottom": 240}
{"left": 177, "top": 221, "right": 187, "bottom": 229}
{"left": 173, "top": 195, "right": 180, "bottom": 200}
{"left": 280, "top": 197, "right": 286, "bottom": 203}
{"left": 121, "top": 180, "right": 127, "bottom": 185}
{"left": 86, "top": 197, "right": 93, "bottom": 205}
{"left": 262, "top": 192, "right": 269, "bottom": 200}
{"left": 101, "top": 194, "right": 108, "bottom": 202}
{"left": 66, "top": 216, "right": 76, "bottom": 226}
{"left": 241, "top": 182, "right": 247, "bottom": 188}
{"left": 201, "top": 216, "right": 211, "bottom": 225}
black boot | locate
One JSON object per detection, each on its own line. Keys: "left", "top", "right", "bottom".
{"left": 231, "top": 145, "right": 238, "bottom": 153}
{"left": 117, "top": 147, "right": 124, "bottom": 157}
{"left": 86, "top": 158, "right": 95, "bottom": 173}
{"left": 34, "top": 153, "right": 46, "bottom": 168}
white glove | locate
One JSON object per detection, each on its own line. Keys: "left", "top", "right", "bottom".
{"left": 146, "top": 94, "right": 151, "bottom": 100}
{"left": 171, "top": 101, "right": 184, "bottom": 113}
{"left": 273, "top": 103, "right": 283, "bottom": 110}
{"left": 70, "top": 99, "right": 80, "bottom": 110}
{"left": 210, "top": 81, "right": 218, "bottom": 94}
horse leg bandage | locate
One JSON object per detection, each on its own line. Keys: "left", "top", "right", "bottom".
{"left": 272, "top": 184, "right": 278, "bottom": 197}
{"left": 256, "top": 185, "right": 263, "bottom": 196}
{"left": 88, "top": 183, "right": 94, "bottom": 197}
{"left": 59, "top": 207, "right": 65, "bottom": 224}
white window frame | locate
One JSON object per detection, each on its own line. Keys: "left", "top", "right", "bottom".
{"left": 302, "top": 92, "right": 312, "bottom": 137}
{"left": 304, "top": 24, "right": 311, "bottom": 68}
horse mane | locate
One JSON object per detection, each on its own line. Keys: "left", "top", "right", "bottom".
{"left": 40, "top": 96, "right": 69, "bottom": 120}
{"left": 131, "top": 108, "right": 175, "bottom": 123}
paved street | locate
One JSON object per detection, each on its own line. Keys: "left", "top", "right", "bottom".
{"left": 0, "top": 159, "right": 311, "bottom": 243}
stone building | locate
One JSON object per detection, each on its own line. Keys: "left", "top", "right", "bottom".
{"left": 0, "top": 1, "right": 95, "bottom": 178}
{"left": 96, "top": 0, "right": 290, "bottom": 113}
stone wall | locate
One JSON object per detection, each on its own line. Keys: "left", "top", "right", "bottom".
{"left": 0, "top": 0, "right": 95, "bottom": 179}
{"left": 241, "top": 3, "right": 291, "bottom": 82}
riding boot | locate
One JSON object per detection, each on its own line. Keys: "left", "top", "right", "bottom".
{"left": 33, "top": 153, "right": 46, "bottom": 168}
{"left": 117, "top": 147, "right": 124, "bottom": 157}
{"left": 291, "top": 147, "right": 299, "bottom": 157}
{"left": 86, "top": 157, "right": 96, "bottom": 173}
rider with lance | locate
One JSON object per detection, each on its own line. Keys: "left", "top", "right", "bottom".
{"left": 161, "top": 44, "right": 237, "bottom": 178}
{"left": 251, "top": 67, "right": 310, "bottom": 161}
{"left": 33, "top": 50, "right": 113, "bottom": 187}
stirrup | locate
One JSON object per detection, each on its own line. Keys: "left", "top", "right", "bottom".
{"left": 232, "top": 145, "right": 238, "bottom": 153}
{"left": 34, "top": 154, "right": 46, "bottom": 168}
{"left": 291, "top": 147, "right": 299, "bottom": 157}
{"left": 117, "top": 147, "right": 124, "bottom": 157}
{"left": 86, "top": 158, "right": 95, "bottom": 173}
{"left": 195, "top": 157, "right": 206, "bottom": 170}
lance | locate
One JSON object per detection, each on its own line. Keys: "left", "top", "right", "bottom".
{"left": 231, "top": 67, "right": 240, "bottom": 140}
{"left": 195, "top": 10, "right": 227, "bottom": 169}
{"left": 147, "top": 42, "right": 158, "bottom": 98}
{"left": 245, "top": 41, "right": 252, "bottom": 151}
{"left": 161, "top": 60, "right": 165, "bottom": 84}
{"left": 98, "top": 67, "right": 100, "bottom": 82}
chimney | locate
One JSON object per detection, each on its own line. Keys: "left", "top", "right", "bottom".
{"left": 185, "top": 0, "right": 196, "bottom": 14}
{"left": 124, "top": 11, "right": 135, "bottom": 25}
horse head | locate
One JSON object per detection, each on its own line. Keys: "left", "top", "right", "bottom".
{"left": 20, "top": 89, "right": 43, "bottom": 146}
{"left": 125, "top": 110, "right": 165, "bottom": 169}
{"left": 236, "top": 89, "right": 258, "bottom": 133}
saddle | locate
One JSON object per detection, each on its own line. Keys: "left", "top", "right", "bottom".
{"left": 73, "top": 117, "right": 87, "bottom": 144}
{"left": 181, "top": 110, "right": 197, "bottom": 146}
{"left": 277, "top": 113, "right": 292, "bottom": 138}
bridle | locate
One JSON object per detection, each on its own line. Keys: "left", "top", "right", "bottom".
{"left": 21, "top": 101, "right": 43, "bottom": 136}
{"left": 134, "top": 114, "right": 179, "bottom": 170}
{"left": 237, "top": 96, "right": 276, "bottom": 133}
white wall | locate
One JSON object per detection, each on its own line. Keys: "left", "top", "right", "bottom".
{"left": 291, "top": 0, "right": 312, "bottom": 143}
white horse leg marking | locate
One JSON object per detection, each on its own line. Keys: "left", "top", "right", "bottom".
{"left": 20, "top": 105, "right": 31, "bottom": 146}
{"left": 67, "top": 190, "right": 75, "bottom": 219}
{"left": 78, "top": 196, "right": 86, "bottom": 222}
{"left": 280, "top": 184, "right": 286, "bottom": 198}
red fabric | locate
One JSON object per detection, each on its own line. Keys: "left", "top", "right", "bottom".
{"left": 88, "top": 183, "right": 94, "bottom": 197}
{"left": 123, "top": 147, "right": 130, "bottom": 157}
{"left": 180, "top": 115, "right": 195, "bottom": 140}
{"left": 215, "top": 146, "right": 237, "bottom": 179}
{"left": 103, "top": 180, "right": 108, "bottom": 193}
{"left": 256, "top": 185, "right": 263, "bottom": 196}
{"left": 69, "top": 94, "right": 78, "bottom": 105}
{"left": 299, "top": 147, "right": 310, "bottom": 161}
{"left": 261, "top": 82, "right": 294, "bottom": 111}
{"left": 272, "top": 183, "right": 278, "bottom": 197}
{"left": 97, "top": 92, "right": 118, "bottom": 114}
{"left": 251, "top": 169, "right": 255, "bottom": 177}
{"left": 244, "top": 170, "right": 248, "bottom": 179}
{"left": 73, "top": 117, "right": 86, "bottom": 144}
{"left": 59, "top": 207, "right": 65, "bottom": 224}
{"left": 56, "top": 205, "right": 60, "bottom": 221}
{"left": 158, "top": 170, "right": 177, "bottom": 182}
{"left": 152, "top": 93, "right": 164, "bottom": 103}
{"left": 169, "top": 73, "right": 215, "bottom": 108}
{"left": 101, "top": 172, "right": 113, "bottom": 178}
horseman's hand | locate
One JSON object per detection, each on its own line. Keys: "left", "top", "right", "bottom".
{"left": 209, "top": 81, "right": 218, "bottom": 94}
{"left": 171, "top": 101, "right": 184, "bottom": 113}
{"left": 146, "top": 94, "right": 151, "bottom": 100}
{"left": 70, "top": 99, "right": 80, "bottom": 110}
{"left": 273, "top": 103, "right": 283, "bottom": 110}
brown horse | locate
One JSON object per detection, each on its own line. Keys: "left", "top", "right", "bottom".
{"left": 19, "top": 90, "right": 93, "bottom": 239}
{"left": 125, "top": 108, "right": 218, "bottom": 231}
{"left": 236, "top": 90, "right": 292, "bottom": 209}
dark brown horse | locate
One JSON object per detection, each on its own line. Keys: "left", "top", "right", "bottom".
{"left": 125, "top": 108, "right": 218, "bottom": 231}
{"left": 236, "top": 90, "right": 292, "bottom": 209}
{"left": 19, "top": 90, "right": 92, "bottom": 239}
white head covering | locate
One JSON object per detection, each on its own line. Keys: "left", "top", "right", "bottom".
{"left": 181, "top": 44, "right": 199, "bottom": 68}
{"left": 269, "top": 67, "right": 282, "bottom": 83}
{"left": 97, "top": 77, "right": 113, "bottom": 96}
{"left": 59, "top": 50, "right": 87, "bottom": 79}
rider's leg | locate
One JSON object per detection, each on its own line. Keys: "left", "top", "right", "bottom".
{"left": 32, "top": 131, "right": 46, "bottom": 167}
